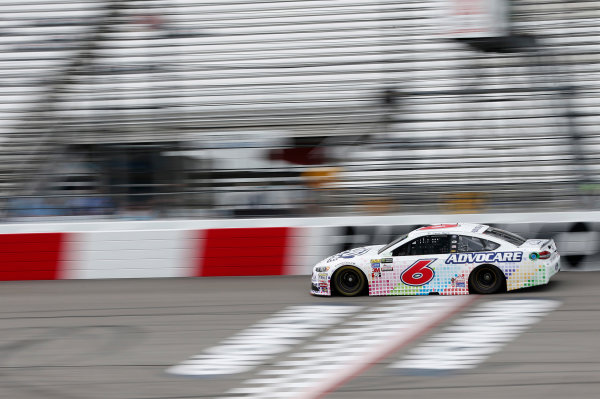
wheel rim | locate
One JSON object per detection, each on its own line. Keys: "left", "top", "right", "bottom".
{"left": 475, "top": 268, "right": 497, "bottom": 290}
{"left": 339, "top": 269, "right": 360, "bottom": 292}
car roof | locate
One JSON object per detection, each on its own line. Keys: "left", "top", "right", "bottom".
{"left": 409, "top": 223, "right": 489, "bottom": 237}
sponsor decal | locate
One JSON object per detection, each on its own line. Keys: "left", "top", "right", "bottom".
{"left": 455, "top": 277, "right": 466, "bottom": 288}
{"left": 446, "top": 251, "right": 523, "bottom": 264}
{"left": 327, "top": 247, "right": 370, "bottom": 263}
{"left": 381, "top": 265, "right": 393, "bottom": 272}
{"left": 370, "top": 259, "right": 380, "bottom": 263}
{"left": 450, "top": 277, "right": 465, "bottom": 287}
{"left": 372, "top": 267, "right": 381, "bottom": 273}
{"left": 471, "top": 224, "right": 485, "bottom": 233}
{"left": 371, "top": 263, "right": 381, "bottom": 268}
{"left": 318, "top": 273, "right": 328, "bottom": 280}
{"left": 381, "top": 258, "right": 393, "bottom": 263}
{"left": 372, "top": 272, "right": 382, "bottom": 278}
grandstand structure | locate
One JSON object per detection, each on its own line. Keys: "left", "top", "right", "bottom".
{"left": 0, "top": 0, "right": 599, "bottom": 218}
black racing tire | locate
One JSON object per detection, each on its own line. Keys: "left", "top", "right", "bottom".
{"left": 333, "top": 266, "right": 367, "bottom": 297}
{"left": 469, "top": 264, "right": 505, "bottom": 294}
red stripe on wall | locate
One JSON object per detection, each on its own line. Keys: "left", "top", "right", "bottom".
{"left": 197, "top": 227, "right": 291, "bottom": 276}
{"left": 0, "top": 233, "right": 66, "bottom": 281}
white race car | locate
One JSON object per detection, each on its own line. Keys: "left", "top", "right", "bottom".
{"left": 311, "top": 223, "right": 560, "bottom": 296}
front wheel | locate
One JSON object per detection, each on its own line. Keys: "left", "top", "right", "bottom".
{"left": 469, "top": 265, "right": 505, "bottom": 294}
{"left": 333, "top": 266, "right": 366, "bottom": 296}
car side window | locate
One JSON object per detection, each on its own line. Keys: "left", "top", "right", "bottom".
{"left": 458, "top": 235, "right": 500, "bottom": 252}
{"left": 483, "top": 239, "right": 500, "bottom": 251}
{"left": 392, "top": 242, "right": 410, "bottom": 256}
{"left": 392, "top": 235, "right": 451, "bottom": 256}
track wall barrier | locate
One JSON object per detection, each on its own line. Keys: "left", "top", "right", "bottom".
{"left": 0, "top": 211, "right": 598, "bottom": 280}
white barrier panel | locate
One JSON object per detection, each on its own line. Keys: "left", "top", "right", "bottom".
{"left": 62, "top": 230, "right": 197, "bottom": 279}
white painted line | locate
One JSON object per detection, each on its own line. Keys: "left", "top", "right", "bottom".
{"left": 222, "top": 296, "right": 477, "bottom": 399}
{"left": 167, "top": 304, "right": 361, "bottom": 376}
{"left": 297, "top": 296, "right": 476, "bottom": 399}
{"left": 390, "top": 299, "right": 561, "bottom": 372}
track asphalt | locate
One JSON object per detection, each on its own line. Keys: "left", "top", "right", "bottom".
{"left": 0, "top": 271, "right": 598, "bottom": 399}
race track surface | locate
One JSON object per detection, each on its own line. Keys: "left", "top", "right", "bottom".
{"left": 0, "top": 272, "right": 599, "bottom": 399}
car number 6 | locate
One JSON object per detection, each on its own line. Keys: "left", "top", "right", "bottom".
{"left": 401, "top": 259, "right": 436, "bottom": 286}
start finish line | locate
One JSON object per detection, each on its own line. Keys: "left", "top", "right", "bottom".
{"left": 167, "top": 305, "right": 362, "bottom": 376}
{"left": 166, "top": 298, "right": 559, "bottom": 398}
{"left": 167, "top": 297, "right": 477, "bottom": 399}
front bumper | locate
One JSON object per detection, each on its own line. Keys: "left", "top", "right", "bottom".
{"left": 311, "top": 271, "right": 331, "bottom": 296}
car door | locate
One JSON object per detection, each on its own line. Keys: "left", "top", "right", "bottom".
{"left": 384, "top": 234, "right": 453, "bottom": 294}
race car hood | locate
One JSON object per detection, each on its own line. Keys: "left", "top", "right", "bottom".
{"left": 324, "top": 245, "right": 383, "bottom": 264}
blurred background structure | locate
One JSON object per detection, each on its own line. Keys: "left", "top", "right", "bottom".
{"left": 1, "top": 0, "right": 599, "bottom": 220}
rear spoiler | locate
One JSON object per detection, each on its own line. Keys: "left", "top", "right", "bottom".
{"left": 524, "top": 238, "right": 555, "bottom": 250}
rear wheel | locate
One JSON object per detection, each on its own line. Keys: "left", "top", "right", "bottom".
{"left": 469, "top": 265, "right": 505, "bottom": 294}
{"left": 333, "top": 266, "right": 366, "bottom": 296}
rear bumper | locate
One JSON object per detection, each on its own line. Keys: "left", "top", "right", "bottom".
{"left": 547, "top": 254, "right": 561, "bottom": 281}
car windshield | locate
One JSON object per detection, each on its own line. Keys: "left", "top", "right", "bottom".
{"left": 378, "top": 234, "right": 408, "bottom": 254}
{"left": 483, "top": 227, "right": 526, "bottom": 246}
